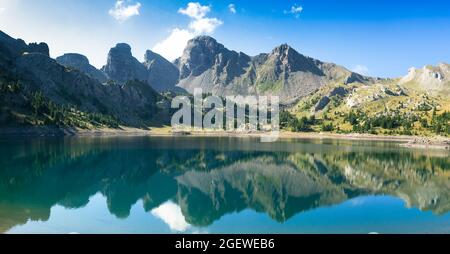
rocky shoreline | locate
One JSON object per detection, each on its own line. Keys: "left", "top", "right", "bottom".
{"left": 2, "top": 126, "right": 450, "bottom": 150}
{"left": 0, "top": 126, "right": 153, "bottom": 137}
{"left": 399, "top": 137, "right": 450, "bottom": 150}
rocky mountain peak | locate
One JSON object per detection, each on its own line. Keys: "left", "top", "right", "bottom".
{"left": 272, "top": 43, "right": 295, "bottom": 55}
{"left": 400, "top": 63, "right": 450, "bottom": 92}
{"left": 110, "top": 43, "right": 132, "bottom": 57}
{"left": 267, "top": 43, "right": 324, "bottom": 76}
{"left": 0, "top": 31, "right": 49, "bottom": 58}
{"left": 188, "top": 36, "right": 222, "bottom": 50}
{"left": 178, "top": 36, "right": 230, "bottom": 79}
{"left": 57, "top": 53, "right": 90, "bottom": 66}
{"left": 144, "top": 50, "right": 161, "bottom": 63}
{"left": 99, "top": 43, "right": 181, "bottom": 92}
{"left": 143, "top": 49, "right": 180, "bottom": 92}
{"left": 181, "top": 36, "right": 227, "bottom": 61}
{"left": 56, "top": 53, "right": 107, "bottom": 82}
{"left": 102, "top": 43, "right": 147, "bottom": 83}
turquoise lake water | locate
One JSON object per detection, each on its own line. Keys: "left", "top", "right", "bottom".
{"left": 0, "top": 136, "right": 449, "bottom": 234}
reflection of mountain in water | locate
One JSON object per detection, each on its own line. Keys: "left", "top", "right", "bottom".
{"left": 0, "top": 137, "right": 448, "bottom": 232}
{"left": 176, "top": 156, "right": 359, "bottom": 226}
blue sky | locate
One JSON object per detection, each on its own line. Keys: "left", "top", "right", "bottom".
{"left": 0, "top": 0, "right": 449, "bottom": 78}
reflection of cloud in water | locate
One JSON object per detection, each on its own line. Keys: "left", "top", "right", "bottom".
{"left": 151, "top": 201, "right": 190, "bottom": 232}
{"left": 348, "top": 197, "right": 368, "bottom": 207}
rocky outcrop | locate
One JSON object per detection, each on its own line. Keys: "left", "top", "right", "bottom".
{"left": 312, "top": 87, "right": 349, "bottom": 112}
{"left": 399, "top": 63, "right": 450, "bottom": 93}
{"left": 344, "top": 72, "right": 374, "bottom": 85}
{"left": 0, "top": 31, "right": 49, "bottom": 58}
{"left": 25, "top": 42, "right": 50, "bottom": 56}
{"left": 144, "top": 50, "right": 180, "bottom": 92}
{"left": 56, "top": 53, "right": 107, "bottom": 82}
{"left": 102, "top": 43, "right": 148, "bottom": 83}
{"left": 315, "top": 96, "right": 331, "bottom": 111}
{"left": 329, "top": 87, "right": 349, "bottom": 97}
{"left": 176, "top": 36, "right": 252, "bottom": 95}
{"left": 177, "top": 36, "right": 250, "bottom": 79}
{"left": 101, "top": 44, "right": 180, "bottom": 92}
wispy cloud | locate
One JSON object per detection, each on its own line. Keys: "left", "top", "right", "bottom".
{"left": 109, "top": 0, "right": 141, "bottom": 22}
{"left": 0, "top": 7, "right": 5, "bottom": 14}
{"left": 284, "top": 4, "right": 303, "bottom": 18}
{"left": 228, "top": 4, "right": 236, "bottom": 14}
{"left": 153, "top": 2, "right": 223, "bottom": 61}
{"left": 352, "top": 65, "right": 370, "bottom": 75}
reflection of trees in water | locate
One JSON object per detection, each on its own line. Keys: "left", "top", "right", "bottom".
{"left": 0, "top": 137, "right": 448, "bottom": 232}
{"left": 319, "top": 151, "right": 450, "bottom": 215}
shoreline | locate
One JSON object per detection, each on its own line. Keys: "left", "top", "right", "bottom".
{"left": 1, "top": 126, "right": 449, "bottom": 150}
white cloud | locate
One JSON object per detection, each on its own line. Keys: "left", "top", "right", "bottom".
{"left": 228, "top": 4, "right": 236, "bottom": 14}
{"left": 109, "top": 0, "right": 142, "bottom": 22}
{"left": 189, "top": 17, "right": 223, "bottom": 34}
{"left": 178, "top": 2, "right": 210, "bottom": 19}
{"left": 152, "top": 28, "right": 195, "bottom": 61}
{"left": 291, "top": 5, "right": 303, "bottom": 14}
{"left": 153, "top": 2, "right": 223, "bottom": 61}
{"left": 151, "top": 201, "right": 191, "bottom": 232}
{"left": 0, "top": 7, "right": 5, "bottom": 13}
{"left": 285, "top": 4, "right": 303, "bottom": 18}
{"left": 352, "top": 65, "right": 370, "bottom": 75}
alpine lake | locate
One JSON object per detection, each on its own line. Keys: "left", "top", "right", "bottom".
{"left": 1, "top": 136, "right": 449, "bottom": 234}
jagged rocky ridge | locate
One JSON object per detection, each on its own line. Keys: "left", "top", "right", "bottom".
{"left": 64, "top": 35, "right": 380, "bottom": 103}
{"left": 56, "top": 53, "right": 107, "bottom": 82}
{"left": 400, "top": 63, "right": 450, "bottom": 94}
{"left": 176, "top": 36, "right": 379, "bottom": 104}
{"left": 101, "top": 43, "right": 180, "bottom": 92}
{"left": 54, "top": 44, "right": 180, "bottom": 93}
{"left": 54, "top": 36, "right": 449, "bottom": 107}
{"left": 0, "top": 30, "right": 165, "bottom": 128}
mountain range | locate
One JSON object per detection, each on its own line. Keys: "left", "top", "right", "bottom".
{"left": 0, "top": 29, "right": 448, "bottom": 134}
{"left": 176, "top": 36, "right": 378, "bottom": 104}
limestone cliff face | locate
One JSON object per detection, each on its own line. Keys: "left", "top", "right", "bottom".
{"left": 399, "top": 63, "right": 450, "bottom": 93}
{"left": 102, "top": 43, "right": 148, "bottom": 83}
{"left": 101, "top": 43, "right": 180, "bottom": 92}
{"left": 144, "top": 50, "right": 180, "bottom": 92}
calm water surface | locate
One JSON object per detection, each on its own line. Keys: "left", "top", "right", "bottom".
{"left": 0, "top": 137, "right": 449, "bottom": 234}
